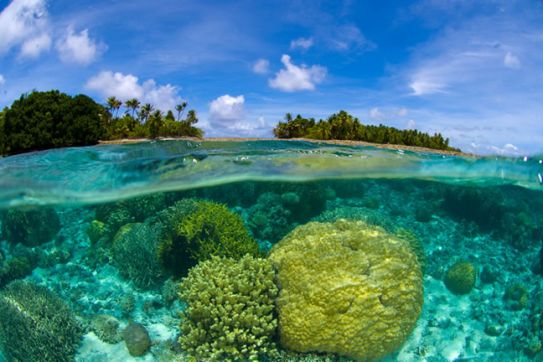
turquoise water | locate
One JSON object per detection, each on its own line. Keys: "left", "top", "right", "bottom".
{"left": 0, "top": 140, "right": 542, "bottom": 361}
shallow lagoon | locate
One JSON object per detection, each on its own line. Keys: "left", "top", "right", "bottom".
{"left": 0, "top": 140, "right": 542, "bottom": 361}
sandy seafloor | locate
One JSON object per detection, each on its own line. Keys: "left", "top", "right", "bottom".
{"left": 1, "top": 179, "right": 541, "bottom": 362}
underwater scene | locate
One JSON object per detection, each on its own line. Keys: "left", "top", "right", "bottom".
{"left": 1, "top": 140, "right": 543, "bottom": 362}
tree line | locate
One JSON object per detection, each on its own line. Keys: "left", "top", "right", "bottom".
{"left": 0, "top": 90, "right": 203, "bottom": 156}
{"left": 273, "top": 110, "right": 459, "bottom": 152}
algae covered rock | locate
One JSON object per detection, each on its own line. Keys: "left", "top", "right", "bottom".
{"left": 0, "top": 280, "right": 83, "bottom": 362}
{"left": 0, "top": 207, "right": 60, "bottom": 246}
{"left": 269, "top": 219, "right": 423, "bottom": 361}
{"left": 444, "top": 261, "right": 476, "bottom": 295}
{"left": 179, "top": 255, "right": 278, "bottom": 361}
{"left": 122, "top": 321, "right": 151, "bottom": 356}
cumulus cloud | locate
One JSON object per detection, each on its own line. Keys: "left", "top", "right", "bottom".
{"left": 406, "top": 119, "right": 416, "bottom": 129}
{"left": 290, "top": 37, "right": 313, "bottom": 50}
{"left": 85, "top": 71, "right": 181, "bottom": 111}
{"left": 268, "top": 54, "right": 326, "bottom": 92}
{"left": 19, "top": 33, "right": 51, "bottom": 58}
{"left": 56, "top": 27, "right": 104, "bottom": 65}
{"left": 207, "top": 94, "right": 269, "bottom": 136}
{"left": 209, "top": 94, "right": 245, "bottom": 123}
{"left": 252, "top": 59, "right": 270, "bottom": 74}
{"left": 504, "top": 51, "right": 520, "bottom": 69}
{"left": 0, "top": 0, "right": 51, "bottom": 58}
{"left": 0, "top": 75, "right": 5, "bottom": 86}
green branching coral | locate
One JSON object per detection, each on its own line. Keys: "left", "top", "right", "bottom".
{"left": 0, "top": 281, "right": 83, "bottom": 362}
{"left": 0, "top": 207, "right": 60, "bottom": 246}
{"left": 112, "top": 222, "right": 165, "bottom": 289}
{"left": 163, "top": 200, "right": 258, "bottom": 274}
{"left": 179, "top": 255, "right": 278, "bottom": 361}
{"left": 444, "top": 261, "right": 476, "bottom": 295}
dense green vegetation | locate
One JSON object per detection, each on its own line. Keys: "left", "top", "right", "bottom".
{"left": 0, "top": 90, "right": 203, "bottom": 156}
{"left": 273, "top": 110, "right": 460, "bottom": 152}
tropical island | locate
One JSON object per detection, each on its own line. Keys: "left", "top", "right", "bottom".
{"left": 0, "top": 89, "right": 459, "bottom": 156}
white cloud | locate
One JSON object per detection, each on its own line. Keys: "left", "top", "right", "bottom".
{"left": 252, "top": 59, "right": 270, "bottom": 74}
{"left": 409, "top": 77, "right": 448, "bottom": 96}
{"left": 19, "top": 33, "right": 51, "bottom": 58}
{"left": 0, "top": 75, "right": 5, "bottom": 86}
{"left": 56, "top": 27, "right": 104, "bottom": 65}
{"left": 290, "top": 37, "right": 313, "bottom": 50}
{"left": 325, "top": 24, "right": 376, "bottom": 52}
{"left": 504, "top": 51, "right": 520, "bottom": 69}
{"left": 268, "top": 54, "right": 326, "bottom": 92}
{"left": 209, "top": 94, "right": 245, "bottom": 123}
{"left": 369, "top": 107, "right": 384, "bottom": 120}
{"left": 0, "top": 0, "right": 51, "bottom": 58}
{"left": 206, "top": 95, "right": 269, "bottom": 136}
{"left": 406, "top": 119, "right": 416, "bottom": 129}
{"left": 85, "top": 71, "right": 181, "bottom": 111}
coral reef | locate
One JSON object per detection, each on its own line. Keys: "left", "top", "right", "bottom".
{"left": 86, "top": 220, "right": 106, "bottom": 244}
{"left": 503, "top": 283, "right": 529, "bottom": 311}
{"left": 0, "top": 256, "right": 34, "bottom": 287}
{"left": 0, "top": 280, "right": 83, "bottom": 362}
{"left": 442, "top": 186, "right": 505, "bottom": 232}
{"left": 396, "top": 228, "right": 427, "bottom": 274}
{"left": 0, "top": 207, "right": 60, "bottom": 246}
{"left": 111, "top": 222, "right": 165, "bottom": 289}
{"left": 269, "top": 219, "right": 423, "bottom": 361}
{"left": 172, "top": 200, "right": 259, "bottom": 268}
{"left": 444, "top": 261, "right": 476, "bottom": 295}
{"left": 179, "top": 255, "right": 278, "bottom": 361}
{"left": 90, "top": 314, "right": 122, "bottom": 344}
{"left": 246, "top": 192, "right": 295, "bottom": 243}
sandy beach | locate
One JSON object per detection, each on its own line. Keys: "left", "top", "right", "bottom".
{"left": 99, "top": 137, "right": 474, "bottom": 157}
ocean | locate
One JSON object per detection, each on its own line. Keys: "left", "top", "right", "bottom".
{"left": 0, "top": 140, "right": 542, "bottom": 362}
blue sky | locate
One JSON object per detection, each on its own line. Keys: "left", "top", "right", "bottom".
{"left": 1, "top": 0, "right": 543, "bottom": 154}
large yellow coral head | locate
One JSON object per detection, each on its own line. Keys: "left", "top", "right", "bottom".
{"left": 269, "top": 219, "right": 423, "bottom": 362}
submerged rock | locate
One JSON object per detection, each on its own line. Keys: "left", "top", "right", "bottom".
{"left": 122, "top": 321, "right": 151, "bottom": 356}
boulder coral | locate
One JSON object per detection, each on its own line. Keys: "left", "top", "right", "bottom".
{"left": 444, "top": 261, "right": 476, "bottom": 295}
{"left": 269, "top": 219, "right": 423, "bottom": 361}
{"left": 179, "top": 255, "right": 278, "bottom": 361}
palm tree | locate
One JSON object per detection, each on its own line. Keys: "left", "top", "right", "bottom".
{"left": 148, "top": 109, "right": 163, "bottom": 139}
{"left": 175, "top": 101, "right": 187, "bottom": 121}
{"left": 125, "top": 98, "right": 140, "bottom": 118}
{"left": 138, "top": 103, "right": 153, "bottom": 124}
{"left": 106, "top": 96, "right": 122, "bottom": 119}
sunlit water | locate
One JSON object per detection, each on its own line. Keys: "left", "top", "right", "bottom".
{"left": 0, "top": 140, "right": 542, "bottom": 361}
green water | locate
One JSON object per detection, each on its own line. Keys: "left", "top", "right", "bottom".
{"left": 0, "top": 140, "right": 542, "bottom": 361}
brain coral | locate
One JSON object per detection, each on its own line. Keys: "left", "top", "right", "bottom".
{"left": 269, "top": 219, "right": 423, "bottom": 361}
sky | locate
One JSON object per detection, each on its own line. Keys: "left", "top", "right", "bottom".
{"left": 1, "top": 0, "right": 543, "bottom": 155}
